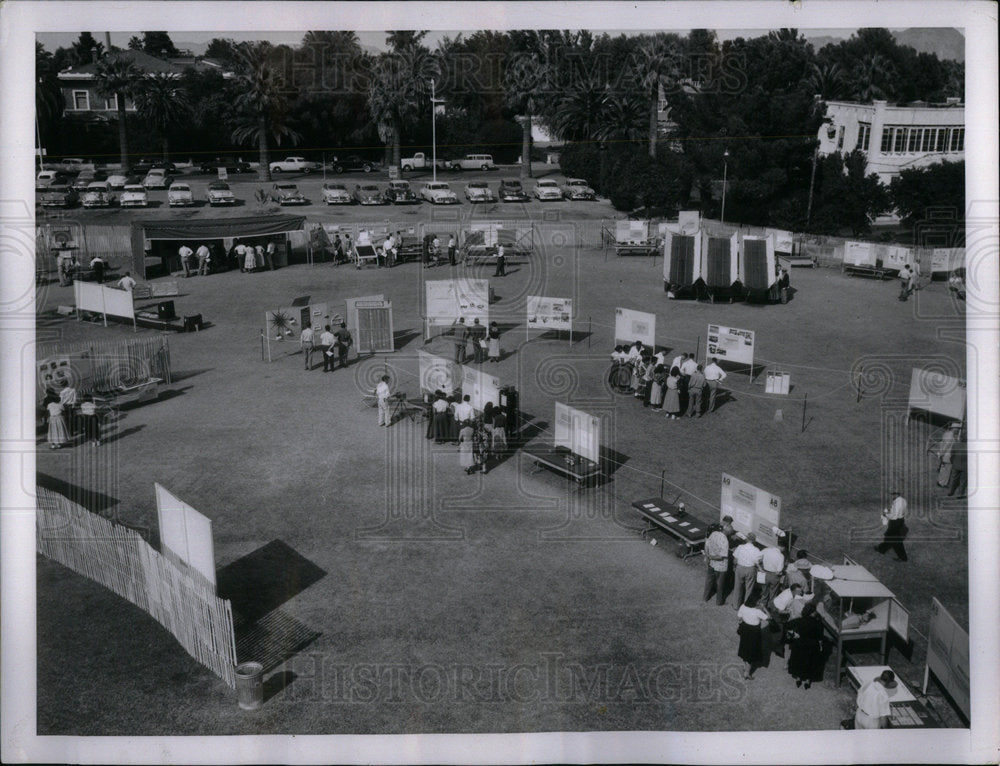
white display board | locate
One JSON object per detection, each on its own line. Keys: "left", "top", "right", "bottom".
{"left": 526, "top": 295, "right": 573, "bottom": 331}
{"left": 554, "top": 402, "right": 601, "bottom": 465}
{"left": 843, "top": 240, "right": 876, "bottom": 268}
{"left": 614, "top": 307, "right": 656, "bottom": 348}
{"left": 925, "top": 597, "right": 971, "bottom": 720}
{"left": 425, "top": 279, "right": 490, "bottom": 326}
{"left": 764, "top": 371, "right": 791, "bottom": 395}
{"left": 706, "top": 324, "right": 755, "bottom": 367}
{"left": 418, "top": 350, "right": 461, "bottom": 395}
{"left": 931, "top": 247, "right": 964, "bottom": 274}
{"left": 908, "top": 367, "right": 966, "bottom": 421}
{"left": 720, "top": 473, "right": 782, "bottom": 548}
{"left": 155, "top": 483, "right": 217, "bottom": 588}
{"left": 884, "top": 245, "right": 914, "bottom": 271}
{"left": 461, "top": 365, "right": 501, "bottom": 413}
{"left": 615, "top": 219, "right": 652, "bottom": 244}
{"left": 768, "top": 228, "right": 794, "bottom": 255}
{"left": 74, "top": 280, "right": 136, "bottom": 327}
{"left": 677, "top": 210, "right": 701, "bottom": 236}
{"left": 346, "top": 294, "right": 384, "bottom": 330}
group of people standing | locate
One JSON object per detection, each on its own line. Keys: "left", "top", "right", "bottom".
{"left": 40, "top": 381, "right": 103, "bottom": 449}
{"left": 427, "top": 392, "right": 509, "bottom": 475}
{"left": 299, "top": 322, "right": 353, "bottom": 372}
{"left": 611, "top": 341, "right": 728, "bottom": 418}
{"left": 452, "top": 318, "right": 502, "bottom": 364}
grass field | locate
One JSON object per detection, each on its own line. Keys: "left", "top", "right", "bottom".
{"left": 34, "top": 228, "right": 970, "bottom": 733}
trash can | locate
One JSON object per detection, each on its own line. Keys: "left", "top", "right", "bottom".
{"left": 235, "top": 661, "right": 264, "bottom": 710}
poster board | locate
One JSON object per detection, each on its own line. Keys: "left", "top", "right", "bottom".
{"left": 768, "top": 228, "right": 794, "bottom": 255}
{"left": 74, "top": 280, "right": 136, "bottom": 326}
{"left": 425, "top": 279, "right": 490, "bottom": 326}
{"left": 702, "top": 232, "right": 738, "bottom": 286}
{"left": 614, "top": 308, "right": 656, "bottom": 348}
{"left": 931, "top": 248, "right": 964, "bottom": 274}
{"left": 554, "top": 402, "right": 601, "bottom": 465}
{"left": 418, "top": 350, "right": 460, "bottom": 395}
{"left": 908, "top": 367, "right": 965, "bottom": 421}
{"left": 764, "top": 371, "right": 790, "bottom": 395}
{"left": 843, "top": 240, "right": 876, "bottom": 268}
{"left": 884, "top": 245, "right": 914, "bottom": 271}
{"left": 346, "top": 294, "right": 385, "bottom": 331}
{"left": 720, "top": 473, "right": 782, "bottom": 548}
{"left": 37, "top": 354, "right": 94, "bottom": 400}
{"left": 461, "top": 365, "right": 501, "bottom": 413}
{"left": 264, "top": 305, "right": 309, "bottom": 340}
{"left": 356, "top": 300, "right": 394, "bottom": 353}
{"left": 615, "top": 219, "right": 652, "bottom": 244}
{"left": 678, "top": 210, "right": 701, "bottom": 236}
{"left": 925, "top": 597, "right": 971, "bottom": 720}
{"left": 154, "top": 483, "right": 217, "bottom": 589}
{"left": 526, "top": 296, "right": 573, "bottom": 331}
{"left": 706, "top": 324, "right": 755, "bottom": 367}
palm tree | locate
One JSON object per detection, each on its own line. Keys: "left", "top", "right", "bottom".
{"left": 809, "top": 61, "right": 848, "bottom": 100}
{"left": 549, "top": 77, "right": 610, "bottom": 143}
{"left": 633, "top": 35, "right": 680, "bottom": 157}
{"left": 231, "top": 42, "right": 301, "bottom": 182}
{"left": 503, "top": 31, "right": 553, "bottom": 179}
{"left": 367, "top": 47, "right": 438, "bottom": 168}
{"left": 852, "top": 53, "right": 897, "bottom": 102}
{"left": 36, "top": 43, "right": 65, "bottom": 157}
{"left": 133, "top": 73, "right": 192, "bottom": 163}
{"left": 94, "top": 52, "right": 142, "bottom": 171}
{"left": 598, "top": 91, "right": 647, "bottom": 147}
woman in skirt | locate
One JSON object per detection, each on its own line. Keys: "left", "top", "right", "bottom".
{"left": 487, "top": 322, "right": 501, "bottom": 362}
{"left": 785, "top": 602, "right": 825, "bottom": 689}
{"left": 737, "top": 598, "right": 771, "bottom": 680}
{"left": 491, "top": 408, "right": 507, "bottom": 457}
{"left": 459, "top": 424, "right": 476, "bottom": 474}
{"left": 663, "top": 366, "right": 682, "bottom": 419}
{"left": 610, "top": 346, "right": 631, "bottom": 392}
{"left": 649, "top": 364, "right": 665, "bottom": 409}
{"left": 46, "top": 399, "right": 70, "bottom": 449}
{"left": 472, "top": 420, "right": 490, "bottom": 474}
{"left": 432, "top": 392, "right": 450, "bottom": 443}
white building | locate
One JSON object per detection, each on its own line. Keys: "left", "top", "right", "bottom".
{"left": 817, "top": 99, "right": 964, "bottom": 184}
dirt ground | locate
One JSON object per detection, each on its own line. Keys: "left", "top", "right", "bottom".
{"left": 34, "top": 217, "right": 970, "bottom": 734}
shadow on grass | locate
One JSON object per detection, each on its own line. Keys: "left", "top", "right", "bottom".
{"left": 218, "top": 539, "right": 326, "bottom": 623}
{"left": 168, "top": 369, "right": 213, "bottom": 383}
{"left": 393, "top": 328, "right": 422, "bottom": 351}
{"left": 235, "top": 608, "right": 322, "bottom": 674}
{"left": 37, "top": 471, "right": 120, "bottom": 515}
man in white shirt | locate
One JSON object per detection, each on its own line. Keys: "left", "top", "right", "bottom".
{"left": 494, "top": 244, "right": 506, "bottom": 277}
{"left": 453, "top": 395, "right": 475, "bottom": 426}
{"left": 300, "top": 322, "right": 315, "bottom": 370}
{"left": 117, "top": 271, "right": 136, "bottom": 292}
{"left": 375, "top": 375, "right": 392, "bottom": 427}
{"left": 381, "top": 233, "right": 396, "bottom": 269}
{"left": 320, "top": 324, "right": 336, "bottom": 372}
{"left": 732, "top": 533, "right": 763, "bottom": 609}
{"left": 771, "top": 582, "right": 812, "bottom": 620}
{"left": 447, "top": 235, "right": 457, "bottom": 266}
{"left": 235, "top": 242, "right": 248, "bottom": 272}
{"left": 874, "top": 490, "right": 908, "bottom": 561}
{"left": 855, "top": 670, "right": 895, "bottom": 729}
{"left": 196, "top": 243, "right": 211, "bottom": 276}
{"left": 680, "top": 353, "right": 698, "bottom": 377}
{"left": 758, "top": 545, "right": 786, "bottom": 606}
{"left": 702, "top": 524, "right": 730, "bottom": 605}
{"left": 703, "top": 357, "right": 728, "bottom": 414}
{"left": 670, "top": 352, "right": 685, "bottom": 373}
{"left": 89, "top": 255, "right": 106, "bottom": 283}
{"left": 178, "top": 244, "right": 194, "bottom": 277}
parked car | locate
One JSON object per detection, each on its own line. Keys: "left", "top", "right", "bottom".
{"left": 330, "top": 154, "right": 377, "bottom": 174}
{"left": 106, "top": 173, "right": 129, "bottom": 190}
{"left": 72, "top": 169, "right": 105, "bottom": 190}
{"left": 498, "top": 178, "right": 529, "bottom": 202}
{"left": 81, "top": 181, "right": 115, "bottom": 208}
{"left": 383, "top": 179, "right": 418, "bottom": 204}
{"left": 561, "top": 178, "right": 597, "bottom": 200}
{"left": 130, "top": 159, "right": 176, "bottom": 176}
{"left": 119, "top": 183, "right": 149, "bottom": 208}
{"left": 321, "top": 182, "right": 352, "bottom": 205}
{"left": 272, "top": 182, "right": 308, "bottom": 205}
{"left": 200, "top": 156, "right": 252, "bottom": 174}
{"left": 39, "top": 184, "right": 79, "bottom": 208}
{"left": 449, "top": 153, "right": 496, "bottom": 171}
{"left": 399, "top": 152, "right": 444, "bottom": 171}
{"left": 352, "top": 183, "right": 383, "bottom": 205}
{"left": 142, "top": 169, "right": 169, "bottom": 189}
{"left": 205, "top": 181, "right": 236, "bottom": 206}
{"left": 419, "top": 181, "right": 459, "bottom": 204}
{"left": 269, "top": 156, "right": 320, "bottom": 174}
{"left": 50, "top": 158, "right": 89, "bottom": 173}
{"left": 533, "top": 179, "right": 563, "bottom": 201}
{"left": 464, "top": 181, "right": 497, "bottom": 203}
{"left": 167, "top": 182, "right": 194, "bottom": 207}
{"left": 36, "top": 170, "right": 69, "bottom": 189}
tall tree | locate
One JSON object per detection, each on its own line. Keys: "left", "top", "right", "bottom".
{"left": 128, "top": 36, "right": 143, "bottom": 51}
{"left": 889, "top": 160, "right": 964, "bottom": 229}
{"left": 386, "top": 31, "right": 428, "bottom": 52}
{"left": 633, "top": 34, "right": 681, "bottom": 157}
{"left": 231, "top": 42, "right": 301, "bottom": 182}
{"left": 851, "top": 52, "right": 897, "bottom": 101}
{"left": 133, "top": 73, "right": 192, "bottom": 162}
{"left": 93, "top": 52, "right": 142, "bottom": 170}
{"left": 140, "top": 32, "right": 181, "bottom": 58}
{"left": 70, "top": 32, "right": 104, "bottom": 66}
{"left": 35, "top": 42, "right": 65, "bottom": 155}
{"left": 504, "top": 30, "right": 555, "bottom": 178}
{"left": 367, "top": 46, "right": 438, "bottom": 167}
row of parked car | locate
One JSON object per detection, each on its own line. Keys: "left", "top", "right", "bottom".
{"left": 38, "top": 177, "right": 238, "bottom": 209}
{"left": 300, "top": 177, "right": 598, "bottom": 206}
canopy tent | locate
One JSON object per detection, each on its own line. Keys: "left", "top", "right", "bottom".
{"left": 130, "top": 215, "right": 307, "bottom": 279}
{"left": 662, "top": 231, "right": 702, "bottom": 298}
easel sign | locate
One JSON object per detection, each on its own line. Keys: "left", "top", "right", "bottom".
{"left": 844, "top": 241, "right": 876, "bottom": 268}
{"left": 554, "top": 402, "right": 601, "bottom": 465}
{"left": 678, "top": 210, "right": 701, "bottom": 236}
{"left": 764, "top": 371, "right": 790, "bottom": 395}
{"left": 526, "top": 295, "right": 573, "bottom": 343}
{"left": 720, "top": 473, "right": 782, "bottom": 548}
{"left": 155, "top": 483, "right": 217, "bottom": 590}
{"left": 614, "top": 307, "right": 656, "bottom": 348}
{"left": 706, "top": 324, "right": 755, "bottom": 371}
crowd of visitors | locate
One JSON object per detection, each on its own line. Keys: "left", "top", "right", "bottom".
{"left": 611, "top": 341, "right": 728, "bottom": 418}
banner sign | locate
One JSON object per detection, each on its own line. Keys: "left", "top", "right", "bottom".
{"left": 527, "top": 295, "right": 573, "bottom": 330}
{"left": 74, "top": 280, "right": 135, "bottom": 322}
{"left": 706, "top": 324, "right": 755, "bottom": 366}
{"left": 720, "top": 473, "right": 782, "bottom": 548}
{"left": 425, "top": 279, "right": 490, "bottom": 326}
{"left": 615, "top": 307, "right": 656, "bottom": 348}
{"left": 418, "top": 351, "right": 460, "bottom": 395}
{"left": 155, "top": 483, "right": 217, "bottom": 588}
{"left": 843, "top": 240, "right": 876, "bottom": 268}
{"left": 926, "top": 597, "right": 970, "bottom": 720}
{"left": 461, "top": 365, "right": 502, "bottom": 413}
{"left": 554, "top": 402, "right": 601, "bottom": 465}
{"left": 908, "top": 367, "right": 965, "bottom": 421}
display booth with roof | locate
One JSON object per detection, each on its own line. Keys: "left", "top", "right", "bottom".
{"left": 130, "top": 215, "right": 307, "bottom": 279}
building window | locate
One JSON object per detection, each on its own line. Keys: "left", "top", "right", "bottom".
{"left": 881, "top": 127, "right": 893, "bottom": 153}
{"left": 105, "top": 98, "right": 118, "bottom": 111}
{"left": 72, "top": 90, "right": 89, "bottom": 110}
{"left": 935, "top": 128, "right": 947, "bottom": 152}
{"left": 837, "top": 126, "right": 845, "bottom": 149}
{"left": 950, "top": 127, "right": 964, "bottom": 152}
{"left": 857, "top": 122, "right": 871, "bottom": 152}
{"left": 922, "top": 129, "right": 934, "bottom": 152}
{"left": 893, "top": 127, "right": 908, "bottom": 153}
{"left": 908, "top": 128, "right": 921, "bottom": 152}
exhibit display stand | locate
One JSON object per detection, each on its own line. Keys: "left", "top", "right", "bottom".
{"left": 522, "top": 402, "right": 603, "bottom": 486}
{"left": 706, "top": 323, "right": 756, "bottom": 377}
{"left": 423, "top": 279, "right": 489, "bottom": 342}
{"left": 663, "top": 230, "right": 702, "bottom": 299}
{"left": 907, "top": 367, "right": 965, "bottom": 424}
{"left": 614, "top": 307, "right": 656, "bottom": 348}
{"left": 526, "top": 295, "right": 574, "bottom": 344}
{"left": 261, "top": 302, "right": 333, "bottom": 362}
{"left": 923, "top": 597, "right": 970, "bottom": 722}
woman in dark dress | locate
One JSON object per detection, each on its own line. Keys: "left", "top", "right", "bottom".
{"left": 736, "top": 597, "right": 771, "bottom": 680}
{"left": 785, "top": 602, "right": 825, "bottom": 688}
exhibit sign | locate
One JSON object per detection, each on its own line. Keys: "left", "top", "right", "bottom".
{"left": 356, "top": 300, "right": 394, "bottom": 353}
{"left": 527, "top": 295, "right": 573, "bottom": 331}
{"left": 554, "top": 402, "right": 601, "bottom": 465}
{"left": 265, "top": 305, "right": 309, "bottom": 340}
{"left": 925, "top": 597, "right": 971, "bottom": 720}
{"left": 418, "top": 350, "right": 460, "bottom": 395}
{"left": 74, "top": 280, "right": 136, "bottom": 328}
{"left": 425, "top": 279, "right": 490, "bottom": 326}
{"left": 614, "top": 307, "right": 656, "bottom": 348}
{"left": 720, "top": 473, "right": 782, "bottom": 548}
{"left": 931, "top": 247, "right": 964, "bottom": 274}
{"left": 616, "top": 219, "right": 652, "bottom": 244}
{"left": 764, "top": 371, "right": 791, "bottom": 395}
{"left": 37, "top": 354, "right": 94, "bottom": 400}
{"left": 884, "top": 245, "right": 914, "bottom": 271}
{"left": 706, "top": 324, "right": 755, "bottom": 367}
{"left": 461, "top": 365, "right": 502, "bottom": 412}
{"left": 843, "top": 240, "right": 876, "bottom": 268}
{"left": 155, "top": 483, "right": 217, "bottom": 588}
{"left": 908, "top": 367, "right": 965, "bottom": 421}
{"left": 678, "top": 210, "right": 701, "bottom": 235}
{"left": 345, "top": 294, "right": 384, "bottom": 331}
{"left": 768, "top": 228, "right": 794, "bottom": 255}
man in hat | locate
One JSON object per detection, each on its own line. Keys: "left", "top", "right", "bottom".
{"left": 854, "top": 670, "right": 896, "bottom": 729}
{"left": 874, "top": 490, "right": 908, "bottom": 562}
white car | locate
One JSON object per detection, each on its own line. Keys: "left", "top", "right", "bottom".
{"left": 321, "top": 182, "right": 351, "bottom": 205}
{"left": 205, "top": 181, "right": 235, "bottom": 206}
{"left": 449, "top": 153, "right": 495, "bottom": 171}
{"left": 533, "top": 179, "right": 563, "bottom": 201}
{"left": 419, "top": 181, "right": 459, "bottom": 205}
{"left": 106, "top": 173, "right": 129, "bottom": 190}
{"left": 119, "top": 184, "right": 148, "bottom": 208}
{"left": 167, "top": 182, "right": 194, "bottom": 207}
{"left": 561, "top": 178, "right": 597, "bottom": 201}
{"left": 81, "top": 181, "right": 115, "bottom": 208}
{"left": 269, "top": 156, "right": 320, "bottom": 174}
{"left": 464, "top": 181, "right": 497, "bottom": 203}
{"left": 142, "top": 169, "right": 169, "bottom": 189}
{"left": 36, "top": 170, "right": 68, "bottom": 189}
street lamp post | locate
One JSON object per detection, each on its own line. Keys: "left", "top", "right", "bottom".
{"left": 721, "top": 150, "right": 730, "bottom": 224}
{"left": 430, "top": 79, "right": 445, "bottom": 184}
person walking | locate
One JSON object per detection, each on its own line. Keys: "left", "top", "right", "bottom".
{"left": 854, "top": 670, "right": 895, "bottom": 729}
{"left": 494, "top": 244, "right": 506, "bottom": 277}
{"left": 487, "top": 322, "right": 501, "bottom": 362}
{"left": 178, "top": 243, "right": 194, "bottom": 277}
{"left": 334, "top": 322, "right": 353, "bottom": 369}
{"left": 447, "top": 235, "right": 457, "bottom": 266}
{"left": 785, "top": 602, "right": 825, "bottom": 689}
{"left": 117, "top": 271, "right": 136, "bottom": 292}
{"left": 453, "top": 318, "right": 469, "bottom": 364}
{"left": 732, "top": 533, "right": 763, "bottom": 609}
{"left": 196, "top": 243, "right": 211, "bottom": 275}
{"left": 375, "top": 375, "right": 392, "bottom": 427}
{"left": 702, "top": 523, "right": 730, "bottom": 605}
{"left": 300, "top": 322, "right": 315, "bottom": 370}
{"left": 663, "top": 367, "right": 682, "bottom": 419}
{"left": 898, "top": 264, "right": 915, "bottom": 301}
{"left": 79, "top": 394, "right": 102, "bottom": 445}
{"left": 874, "top": 489, "right": 908, "bottom": 561}
{"left": 320, "top": 324, "right": 336, "bottom": 372}
{"left": 736, "top": 598, "right": 771, "bottom": 680}
{"left": 491, "top": 407, "right": 507, "bottom": 457}
{"left": 703, "top": 357, "right": 727, "bottom": 414}
{"left": 472, "top": 420, "right": 490, "bottom": 474}
{"left": 686, "top": 364, "right": 707, "bottom": 417}
{"left": 46, "top": 398, "right": 70, "bottom": 449}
